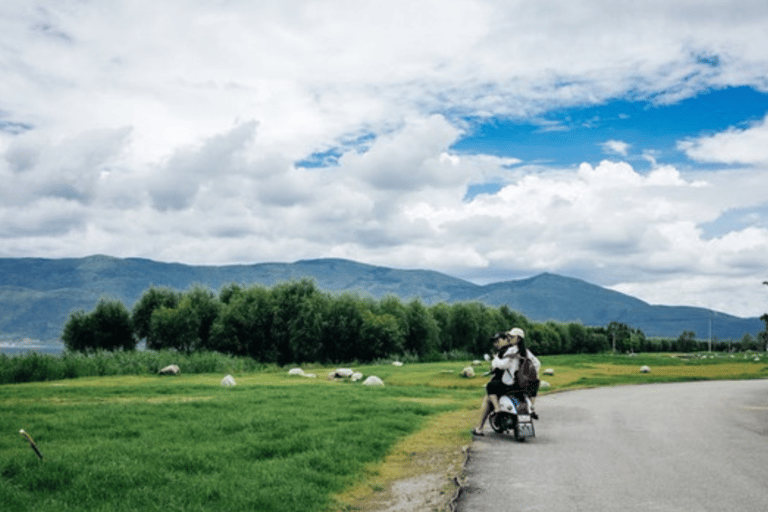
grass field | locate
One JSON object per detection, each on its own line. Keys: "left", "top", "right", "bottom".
{"left": 2, "top": 352, "right": 768, "bottom": 512}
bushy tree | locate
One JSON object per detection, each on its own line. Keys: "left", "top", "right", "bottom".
{"left": 131, "top": 287, "right": 181, "bottom": 345}
{"left": 62, "top": 299, "right": 135, "bottom": 352}
{"left": 270, "top": 279, "right": 325, "bottom": 365}
{"left": 676, "top": 330, "right": 698, "bottom": 352}
{"left": 210, "top": 285, "right": 275, "bottom": 360}
{"left": 359, "top": 310, "right": 403, "bottom": 360}
{"left": 321, "top": 293, "right": 368, "bottom": 362}
{"left": 147, "top": 286, "right": 220, "bottom": 353}
{"left": 404, "top": 299, "right": 440, "bottom": 358}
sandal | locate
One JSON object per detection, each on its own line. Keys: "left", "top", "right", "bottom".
{"left": 471, "top": 428, "right": 484, "bottom": 436}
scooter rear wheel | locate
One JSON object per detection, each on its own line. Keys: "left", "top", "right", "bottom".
{"left": 489, "top": 412, "right": 514, "bottom": 433}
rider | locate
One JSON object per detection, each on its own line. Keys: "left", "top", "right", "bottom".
{"left": 472, "top": 332, "right": 508, "bottom": 435}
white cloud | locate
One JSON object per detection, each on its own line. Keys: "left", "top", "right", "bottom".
{"left": 2, "top": 1, "right": 768, "bottom": 317}
{"left": 601, "top": 140, "right": 630, "bottom": 156}
{"left": 679, "top": 114, "right": 768, "bottom": 164}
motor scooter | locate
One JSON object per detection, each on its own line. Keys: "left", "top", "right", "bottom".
{"left": 488, "top": 392, "right": 535, "bottom": 441}
{"left": 483, "top": 353, "right": 536, "bottom": 442}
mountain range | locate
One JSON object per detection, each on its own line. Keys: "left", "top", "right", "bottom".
{"left": 0, "top": 255, "right": 763, "bottom": 345}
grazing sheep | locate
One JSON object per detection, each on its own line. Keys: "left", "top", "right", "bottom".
{"left": 472, "top": 360, "right": 482, "bottom": 366}
{"left": 351, "top": 372, "right": 363, "bottom": 382}
{"left": 362, "top": 376, "right": 385, "bottom": 386}
{"left": 288, "top": 368, "right": 306, "bottom": 376}
{"left": 640, "top": 365, "right": 651, "bottom": 373}
{"left": 460, "top": 366, "right": 475, "bottom": 378}
{"left": 543, "top": 368, "right": 555, "bottom": 376}
{"left": 221, "top": 375, "right": 236, "bottom": 387}
{"left": 540, "top": 380, "right": 551, "bottom": 388}
{"left": 158, "top": 364, "right": 180, "bottom": 375}
{"left": 392, "top": 361, "right": 403, "bottom": 366}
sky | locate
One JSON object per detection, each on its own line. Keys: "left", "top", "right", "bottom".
{"left": 2, "top": 1, "right": 768, "bottom": 319}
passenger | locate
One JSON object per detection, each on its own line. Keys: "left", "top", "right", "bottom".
{"left": 503, "top": 328, "right": 541, "bottom": 418}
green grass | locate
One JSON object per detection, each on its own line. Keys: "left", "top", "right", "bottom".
{"left": 1, "top": 374, "right": 467, "bottom": 512}
{"left": 3, "top": 351, "right": 768, "bottom": 512}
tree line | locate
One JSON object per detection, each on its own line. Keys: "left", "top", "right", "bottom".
{"left": 62, "top": 279, "right": 766, "bottom": 363}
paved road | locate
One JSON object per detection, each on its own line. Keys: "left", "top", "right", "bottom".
{"left": 457, "top": 380, "right": 768, "bottom": 512}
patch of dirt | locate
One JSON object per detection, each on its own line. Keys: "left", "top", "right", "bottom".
{"left": 353, "top": 447, "right": 471, "bottom": 512}
{"left": 381, "top": 473, "right": 448, "bottom": 512}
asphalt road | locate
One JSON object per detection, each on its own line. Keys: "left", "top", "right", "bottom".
{"left": 457, "top": 379, "right": 768, "bottom": 512}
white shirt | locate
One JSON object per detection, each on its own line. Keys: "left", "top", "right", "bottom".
{"left": 491, "top": 345, "right": 541, "bottom": 385}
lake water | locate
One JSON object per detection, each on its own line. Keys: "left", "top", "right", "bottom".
{"left": 0, "top": 344, "right": 65, "bottom": 357}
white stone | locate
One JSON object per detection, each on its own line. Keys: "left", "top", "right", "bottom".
{"left": 158, "top": 364, "right": 180, "bottom": 375}
{"left": 362, "top": 376, "right": 385, "bottom": 386}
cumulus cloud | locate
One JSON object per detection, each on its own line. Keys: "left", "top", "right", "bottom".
{"left": 2, "top": 1, "right": 768, "bottom": 316}
{"left": 679, "top": 114, "right": 768, "bottom": 164}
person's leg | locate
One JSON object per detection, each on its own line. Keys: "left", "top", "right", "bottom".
{"left": 489, "top": 393, "right": 501, "bottom": 412}
{"left": 473, "top": 396, "right": 492, "bottom": 434}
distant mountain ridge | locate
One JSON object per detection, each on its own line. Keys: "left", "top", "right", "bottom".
{"left": 0, "top": 255, "right": 762, "bottom": 343}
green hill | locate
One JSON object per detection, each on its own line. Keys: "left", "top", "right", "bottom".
{"left": 0, "top": 255, "right": 762, "bottom": 344}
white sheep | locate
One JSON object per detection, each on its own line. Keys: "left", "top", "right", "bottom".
{"left": 288, "top": 368, "right": 306, "bottom": 376}
{"left": 392, "top": 361, "right": 403, "bottom": 366}
{"left": 351, "top": 372, "right": 363, "bottom": 382}
{"left": 221, "top": 375, "right": 236, "bottom": 387}
{"left": 640, "top": 365, "right": 651, "bottom": 373}
{"left": 543, "top": 368, "right": 555, "bottom": 376}
{"left": 460, "top": 366, "right": 475, "bottom": 378}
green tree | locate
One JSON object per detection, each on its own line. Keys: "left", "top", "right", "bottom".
{"left": 759, "top": 314, "right": 768, "bottom": 351}
{"left": 62, "top": 299, "right": 135, "bottom": 352}
{"left": 448, "top": 303, "right": 480, "bottom": 354}
{"left": 676, "top": 330, "right": 698, "bottom": 352}
{"left": 404, "top": 299, "right": 440, "bottom": 359}
{"left": 269, "top": 279, "right": 325, "bottom": 365}
{"left": 429, "top": 302, "right": 453, "bottom": 352}
{"left": 359, "top": 310, "right": 403, "bottom": 361}
{"left": 210, "top": 285, "right": 275, "bottom": 360}
{"left": 321, "top": 293, "right": 368, "bottom": 363}
{"left": 131, "top": 287, "right": 181, "bottom": 345}
{"left": 62, "top": 310, "right": 92, "bottom": 352}
{"left": 568, "top": 322, "right": 590, "bottom": 353}
{"left": 182, "top": 286, "right": 221, "bottom": 351}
